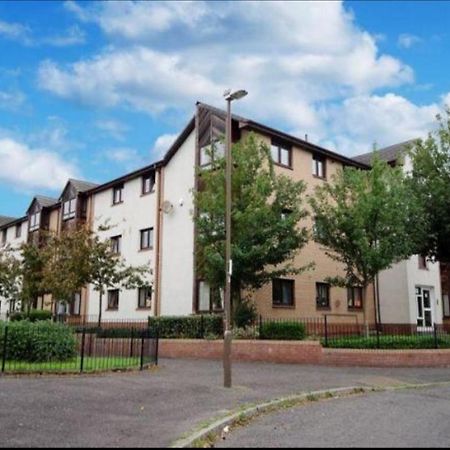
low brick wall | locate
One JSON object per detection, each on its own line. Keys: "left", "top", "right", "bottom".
{"left": 159, "top": 339, "right": 323, "bottom": 365}
{"left": 159, "top": 339, "right": 450, "bottom": 368}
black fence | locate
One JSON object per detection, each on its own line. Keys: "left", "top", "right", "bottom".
{"left": 53, "top": 314, "right": 149, "bottom": 330}
{"left": 0, "top": 324, "right": 158, "bottom": 375}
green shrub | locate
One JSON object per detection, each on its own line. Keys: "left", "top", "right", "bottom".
{"left": 148, "top": 315, "right": 223, "bottom": 339}
{"left": 10, "top": 309, "right": 52, "bottom": 323}
{"left": 234, "top": 301, "right": 257, "bottom": 329}
{"left": 0, "top": 321, "right": 77, "bottom": 362}
{"left": 260, "top": 321, "right": 306, "bottom": 341}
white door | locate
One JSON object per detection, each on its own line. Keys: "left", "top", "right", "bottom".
{"left": 416, "top": 287, "right": 433, "bottom": 331}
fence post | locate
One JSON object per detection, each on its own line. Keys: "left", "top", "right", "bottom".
{"left": 80, "top": 327, "right": 86, "bottom": 374}
{"left": 259, "top": 315, "right": 263, "bottom": 340}
{"left": 324, "top": 315, "right": 328, "bottom": 347}
{"left": 1, "top": 325, "right": 8, "bottom": 374}
{"left": 434, "top": 324, "right": 439, "bottom": 350}
{"left": 155, "top": 328, "right": 159, "bottom": 366}
{"left": 140, "top": 333, "right": 145, "bottom": 371}
{"left": 130, "top": 328, "right": 134, "bottom": 358}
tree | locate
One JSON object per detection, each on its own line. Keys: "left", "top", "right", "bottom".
{"left": 194, "top": 133, "right": 310, "bottom": 315}
{"left": 87, "top": 230, "right": 151, "bottom": 327}
{"left": 0, "top": 247, "right": 21, "bottom": 314}
{"left": 41, "top": 226, "right": 95, "bottom": 311}
{"left": 309, "top": 156, "right": 425, "bottom": 323}
{"left": 408, "top": 111, "right": 450, "bottom": 262}
{"left": 20, "top": 242, "right": 46, "bottom": 313}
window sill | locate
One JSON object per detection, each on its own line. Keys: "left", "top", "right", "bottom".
{"left": 111, "top": 201, "right": 124, "bottom": 207}
{"left": 136, "top": 308, "right": 152, "bottom": 311}
{"left": 312, "top": 175, "right": 327, "bottom": 181}
{"left": 273, "top": 162, "right": 293, "bottom": 171}
{"left": 140, "top": 191, "right": 155, "bottom": 197}
{"left": 139, "top": 247, "right": 153, "bottom": 252}
{"left": 348, "top": 307, "right": 363, "bottom": 312}
{"left": 316, "top": 306, "right": 331, "bottom": 311}
{"left": 272, "top": 304, "right": 296, "bottom": 309}
{"left": 106, "top": 309, "right": 119, "bottom": 312}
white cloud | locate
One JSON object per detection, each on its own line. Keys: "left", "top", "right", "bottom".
{"left": 0, "top": 90, "right": 26, "bottom": 112}
{"left": 95, "top": 119, "right": 129, "bottom": 140}
{"left": 315, "top": 93, "right": 443, "bottom": 155}
{"left": 0, "top": 19, "right": 32, "bottom": 45}
{"left": 0, "top": 138, "right": 79, "bottom": 191}
{"left": 42, "top": 25, "right": 86, "bottom": 47}
{"left": 43, "top": 0, "right": 413, "bottom": 132}
{"left": 104, "top": 147, "right": 145, "bottom": 171}
{"left": 151, "top": 133, "right": 178, "bottom": 158}
{"left": 398, "top": 33, "right": 422, "bottom": 49}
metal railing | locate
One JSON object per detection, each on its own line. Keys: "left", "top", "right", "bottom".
{"left": 1, "top": 324, "right": 158, "bottom": 375}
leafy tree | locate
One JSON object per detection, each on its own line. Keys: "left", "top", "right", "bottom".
{"left": 408, "top": 111, "right": 450, "bottom": 262}
{"left": 309, "top": 156, "right": 426, "bottom": 321}
{"left": 41, "top": 226, "right": 94, "bottom": 310}
{"left": 20, "top": 242, "right": 46, "bottom": 313}
{"left": 0, "top": 247, "right": 22, "bottom": 314}
{"left": 87, "top": 230, "right": 151, "bottom": 327}
{"left": 194, "top": 133, "right": 310, "bottom": 314}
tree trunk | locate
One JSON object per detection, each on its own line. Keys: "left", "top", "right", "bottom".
{"left": 98, "top": 290, "right": 103, "bottom": 328}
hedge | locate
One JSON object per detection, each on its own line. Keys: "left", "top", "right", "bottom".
{"left": 10, "top": 310, "right": 53, "bottom": 323}
{"left": 148, "top": 315, "right": 223, "bottom": 339}
{"left": 0, "top": 321, "right": 77, "bottom": 362}
{"left": 260, "top": 321, "right": 306, "bottom": 341}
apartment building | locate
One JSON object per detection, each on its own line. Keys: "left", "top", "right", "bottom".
{"left": 354, "top": 142, "right": 444, "bottom": 329}
{"left": 0, "top": 102, "right": 385, "bottom": 324}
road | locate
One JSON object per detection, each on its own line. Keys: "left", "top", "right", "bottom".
{"left": 0, "top": 359, "right": 449, "bottom": 447}
{"left": 218, "top": 384, "right": 450, "bottom": 448}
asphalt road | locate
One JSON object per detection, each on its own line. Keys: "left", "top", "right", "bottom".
{"left": 218, "top": 385, "right": 450, "bottom": 448}
{"left": 0, "top": 359, "right": 449, "bottom": 447}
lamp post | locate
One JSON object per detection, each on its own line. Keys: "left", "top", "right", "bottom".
{"left": 223, "top": 89, "right": 247, "bottom": 388}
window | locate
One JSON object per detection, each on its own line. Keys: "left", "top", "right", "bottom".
{"left": 142, "top": 173, "right": 155, "bottom": 195}
{"left": 140, "top": 228, "right": 154, "bottom": 250}
{"left": 316, "top": 283, "right": 330, "bottom": 309}
{"left": 138, "top": 287, "right": 152, "bottom": 310}
{"left": 200, "top": 140, "right": 225, "bottom": 167}
{"left": 29, "top": 212, "right": 41, "bottom": 232}
{"left": 113, "top": 184, "right": 124, "bottom": 205}
{"left": 418, "top": 255, "right": 428, "bottom": 270}
{"left": 271, "top": 141, "right": 292, "bottom": 168}
{"left": 70, "top": 292, "right": 81, "bottom": 316}
{"left": 110, "top": 235, "right": 122, "bottom": 255}
{"left": 1, "top": 229, "right": 6, "bottom": 246}
{"left": 443, "top": 294, "right": 450, "bottom": 318}
{"left": 63, "top": 198, "right": 77, "bottom": 220}
{"left": 348, "top": 287, "right": 363, "bottom": 309}
{"left": 15, "top": 224, "right": 21, "bottom": 239}
{"left": 272, "top": 279, "right": 295, "bottom": 307}
{"left": 107, "top": 289, "right": 119, "bottom": 310}
{"left": 312, "top": 154, "right": 326, "bottom": 179}
{"left": 197, "top": 281, "right": 224, "bottom": 312}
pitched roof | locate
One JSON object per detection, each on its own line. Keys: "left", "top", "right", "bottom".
{"left": 196, "top": 102, "right": 370, "bottom": 169}
{"left": 34, "top": 195, "right": 59, "bottom": 208}
{"left": 0, "top": 216, "right": 16, "bottom": 227}
{"left": 69, "top": 179, "right": 99, "bottom": 193}
{"left": 353, "top": 139, "right": 418, "bottom": 166}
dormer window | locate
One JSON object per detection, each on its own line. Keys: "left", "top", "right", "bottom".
{"left": 113, "top": 184, "right": 124, "bottom": 205}
{"left": 312, "top": 154, "right": 326, "bottom": 179}
{"left": 271, "top": 141, "right": 292, "bottom": 168}
{"left": 200, "top": 140, "right": 225, "bottom": 167}
{"left": 1, "top": 229, "right": 6, "bottom": 246}
{"left": 142, "top": 173, "right": 155, "bottom": 195}
{"left": 29, "top": 212, "right": 41, "bottom": 232}
{"left": 15, "top": 224, "right": 21, "bottom": 239}
{"left": 63, "top": 198, "right": 77, "bottom": 221}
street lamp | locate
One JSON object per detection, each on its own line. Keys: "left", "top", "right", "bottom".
{"left": 223, "top": 88, "right": 248, "bottom": 389}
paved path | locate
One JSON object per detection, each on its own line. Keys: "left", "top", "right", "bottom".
{"left": 218, "top": 384, "right": 450, "bottom": 448}
{"left": 0, "top": 359, "right": 449, "bottom": 447}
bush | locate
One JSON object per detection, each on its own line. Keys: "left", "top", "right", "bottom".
{"left": 0, "top": 321, "right": 77, "bottom": 362}
{"left": 10, "top": 309, "right": 52, "bottom": 323}
{"left": 234, "top": 301, "right": 257, "bottom": 329}
{"left": 148, "top": 315, "right": 223, "bottom": 339}
{"left": 260, "top": 321, "right": 306, "bottom": 341}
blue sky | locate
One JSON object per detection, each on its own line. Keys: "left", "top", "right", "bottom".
{"left": 0, "top": 0, "right": 449, "bottom": 217}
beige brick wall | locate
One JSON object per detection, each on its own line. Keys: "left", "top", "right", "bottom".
{"left": 242, "top": 131, "right": 376, "bottom": 325}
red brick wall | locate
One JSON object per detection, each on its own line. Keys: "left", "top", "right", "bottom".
{"left": 159, "top": 339, "right": 450, "bottom": 368}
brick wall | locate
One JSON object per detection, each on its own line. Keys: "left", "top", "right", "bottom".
{"left": 159, "top": 339, "right": 450, "bottom": 368}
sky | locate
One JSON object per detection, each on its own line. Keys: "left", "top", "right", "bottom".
{"left": 0, "top": 0, "right": 450, "bottom": 217}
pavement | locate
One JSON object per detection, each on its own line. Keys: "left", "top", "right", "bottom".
{"left": 217, "top": 384, "right": 450, "bottom": 448}
{"left": 0, "top": 359, "right": 449, "bottom": 447}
